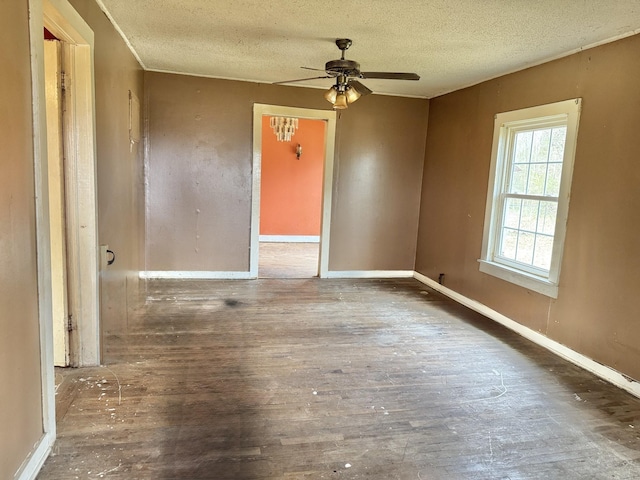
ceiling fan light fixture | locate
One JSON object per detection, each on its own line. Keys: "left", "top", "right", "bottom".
{"left": 324, "top": 86, "right": 338, "bottom": 104}
{"left": 333, "top": 92, "right": 348, "bottom": 109}
{"left": 274, "top": 39, "right": 419, "bottom": 109}
{"left": 345, "top": 86, "right": 361, "bottom": 104}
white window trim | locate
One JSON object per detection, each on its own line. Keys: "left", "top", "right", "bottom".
{"left": 479, "top": 98, "right": 582, "bottom": 298}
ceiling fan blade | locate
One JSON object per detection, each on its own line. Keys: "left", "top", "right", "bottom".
{"left": 273, "top": 75, "right": 332, "bottom": 85}
{"left": 360, "top": 72, "right": 420, "bottom": 81}
{"left": 301, "top": 66, "right": 329, "bottom": 73}
{"left": 349, "top": 80, "right": 372, "bottom": 96}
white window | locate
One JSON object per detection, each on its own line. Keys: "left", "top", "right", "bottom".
{"left": 479, "top": 99, "right": 581, "bottom": 298}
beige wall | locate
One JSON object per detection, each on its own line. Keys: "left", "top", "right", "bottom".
{"left": 9, "top": 0, "right": 638, "bottom": 477}
{"left": 145, "top": 72, "right": 429, "bottom": 272}
{"left": 331, "top": 95, "right": 429, "bottom": 270}
{"left": 0, "top": 0, "right": 143, "bottom": 475}
{"left": 68, "top": 0, "right": 144, "bottom": 334}
{"left": 416, "top": 34, "right": 640, "bottom": 380}
{"left": 0, "top": 2, "right": 45, "bottom": 478}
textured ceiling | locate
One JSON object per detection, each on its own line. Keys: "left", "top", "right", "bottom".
{"left": 97, "top": 0, "right": 640, "bottom": 98}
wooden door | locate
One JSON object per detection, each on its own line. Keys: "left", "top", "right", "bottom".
{"left": 44, "top": 39, "right": 70, "bottom": 366}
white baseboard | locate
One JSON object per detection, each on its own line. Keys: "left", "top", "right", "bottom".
{"left": 413, "top": 271, "right": 640, "bottom": 399}
{"left": 259, "top": 235, "right": 320, "bottom": 243}
{"left": 15, "top": 431, "right": 55, "bottom": 480}
{"left": 324, "top": 270, "right": 414, "bottom": 279}
{"left": 141, "top": 270, "right": 414, "bottom": 280}
{"left": 140, "top": 271, "right": 255, "bottom": 280}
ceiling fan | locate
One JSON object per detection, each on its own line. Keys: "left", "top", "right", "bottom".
{"left": 274, "top": 38, "right": 420, "bottom": 109}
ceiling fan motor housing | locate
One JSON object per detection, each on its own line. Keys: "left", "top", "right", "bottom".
{"left": 325, "top": 59, "right": 361, "bottom": 78}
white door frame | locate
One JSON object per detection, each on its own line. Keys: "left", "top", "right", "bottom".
{"left": 42, "top": 0, "right": 100, "bottom": 367}
{"left": 251, "top": 104, "right": 337, "bottom": 277}
{"left": 23, "top": 0, "right": 100, "bottom": 474}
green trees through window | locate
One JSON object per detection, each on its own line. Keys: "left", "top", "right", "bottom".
{"left": 498, "top": 126, "right": 567, "bottom": 272}
{"left": 480, "top": 99, "right": 581, "bottom": 298}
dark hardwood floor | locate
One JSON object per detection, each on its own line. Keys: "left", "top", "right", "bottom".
{"left": 39, "top": 278, "right": 640, "bottom": 479}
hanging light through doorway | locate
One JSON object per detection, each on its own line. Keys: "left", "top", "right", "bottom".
{"left": 270, "top": 116, "right": 298, "bottom": 142}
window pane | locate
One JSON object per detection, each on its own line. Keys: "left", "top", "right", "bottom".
{"left": 527, "top": 163, "right": 547, "bottom": 195}
{"left": 533, "top": 234, "right": 554, "bottom": 271}
{"left": 538, "top": 201, "right": 557, "bottom": 235}
{"left": 504, "top": 197, "right": 521, "bottom": 229}
{"left": 509, "top": 164, "right": 528, "bottom": 194}
{"left": 515, "top": 231, "right": 535, "bottom": 264}
{"left": 520, "top": 199, "right": 539, "bottom": 232}
{"left": 545, "top": 163, "right": 562, "bottom": 197}
{"left": 513, "top": 131, "right": 533, "bottom": 163}
{"left": 483, "top": 99, "right": 580, "bottom": 292}
{"left": 549, "top": 127, "right": 567, "bottom": 163}
{"left": 531, "top": 129, "right": 551, "bottom": 164}
{"left": 500, "top": 228, "right": 518, "bottom": 260}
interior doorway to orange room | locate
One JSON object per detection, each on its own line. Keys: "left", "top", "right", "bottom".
{"left": 251, "top": 105, "right": 337, "bottom": 279}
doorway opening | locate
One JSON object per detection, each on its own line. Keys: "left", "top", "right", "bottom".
{"left": 41, "top": 0, "right": 100, "bottom": 368}
{"left": 251, "top": 105, "right": 337, "bottom": 278}
{"left": 27, "top": 0, "right": 101, "bottom": 473}
{"left": 258, "top": 116, "right": 326, "bottom": 278}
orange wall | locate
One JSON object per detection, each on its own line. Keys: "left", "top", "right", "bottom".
{"left": 260, "top": 117, "right": 325, "bottom": 236}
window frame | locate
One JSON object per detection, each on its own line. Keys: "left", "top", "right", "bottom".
{"left": 479, "top": 99, "right": 582, "bottom": 298}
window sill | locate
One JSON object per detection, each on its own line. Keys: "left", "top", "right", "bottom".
{"left": 478, "top": 260, "right": 558, "bottom": 298}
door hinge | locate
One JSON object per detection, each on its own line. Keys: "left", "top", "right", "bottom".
{"left": 67, "top": 314, "right": 74, "bottom": 332}
{"left": 61, "top": 71, "right": 66, "bottom": 93}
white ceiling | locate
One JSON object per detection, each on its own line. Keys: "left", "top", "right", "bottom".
{"left": 97, "top": 0, "right": 640, "bottom": 98}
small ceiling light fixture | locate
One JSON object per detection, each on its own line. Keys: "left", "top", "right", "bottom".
{"left": 324, "top": 76, "right": 365, "bottom": 110}
{"left": 345, "top": 86, "right": 361, "bottom": 104}
{"left": 333, "top": 92, "right": 348, "bottom": 110}
{"left": 269, "top": 116, "right": 298, "bottom": 141}
{"left": 323, "top": 86, "right": 338, "bottom": 104}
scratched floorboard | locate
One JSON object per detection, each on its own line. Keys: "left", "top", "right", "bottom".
{"left": 39, "top": 278, "right": 640, "bottom": 479}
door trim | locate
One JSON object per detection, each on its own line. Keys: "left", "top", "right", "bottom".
{"left": 251, "top": 104, "right": 337, "bottom": 278}
{"left": 43, "top": 0, "right": 100, "bottom": 368}
{"left": 22, "top": 0, "right": 99, "bottom": 475}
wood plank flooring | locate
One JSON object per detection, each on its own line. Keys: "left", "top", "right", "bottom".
{"left": 258, "top": 242, "right": 319, "bottom": 278}
{"left": 39, "top": 278, "right": 640, "bottom": 479}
